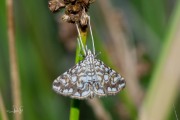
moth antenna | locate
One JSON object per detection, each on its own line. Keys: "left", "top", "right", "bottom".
{"left": 76, "top": 23, "right": 86, "bottom": 56}
{"left": 88, "top": 16, "right": 95, "bottom": 55}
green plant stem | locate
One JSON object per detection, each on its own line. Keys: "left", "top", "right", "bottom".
{"left": 0, "top": 91, "right": 8, "bottom": 120}
{"left": 6, "top": 0, "right": 22, "bottom": 119}
{"left": 69, "top": 26, "right": 87, "bottom": 120}
{"left": 139, "top": 1, "right": 180, "bottom": 120}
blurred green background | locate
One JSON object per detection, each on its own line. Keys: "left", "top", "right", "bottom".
{"left": 0, "top": 0, "right": 180, "bottom": 120}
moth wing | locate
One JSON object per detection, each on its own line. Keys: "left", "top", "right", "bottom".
{"left": 93, "top": 59, "right": 126, "bottom": 96}
{"left": 52, "top": 60, "right": 91, "bottom": 99}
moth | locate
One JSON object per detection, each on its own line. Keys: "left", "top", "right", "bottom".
{"left": 52, "top": 17, "right": 126, "bottom": 99}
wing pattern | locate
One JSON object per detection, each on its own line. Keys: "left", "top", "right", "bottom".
{"left": 52, "top": 57, "right": 125, "bottom": 99}
{"left": 93, "top": 59, "right": 125, "bottom": 96}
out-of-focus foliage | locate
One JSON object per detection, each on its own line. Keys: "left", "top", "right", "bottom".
{"left": 0, "top": 0, "right": 179, "bottom": 120}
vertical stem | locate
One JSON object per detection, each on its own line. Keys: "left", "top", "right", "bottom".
{"left": 0, "top": 91, "right": 8, "bottom": 120}
{"left": 69, "top": 26, "right": 87, "bottom": 120}
{"left": 6, "top": 0, "right": 22, "bottom": 119}
{"left": 69, "top": 100, "right": 80, "bottom": 120}
{"left": 139, "top": 1, "right": 180, "bottom": 120}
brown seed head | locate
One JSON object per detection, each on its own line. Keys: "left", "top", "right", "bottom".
{"left": 80, "top": 9, "right": 89, "bottom": 26}
{"left": 65, "top": 3, "right": 82, "bottom": 14}
{"left": 49, "top": 0, "right": 95, "bottom": 26}
{"left": 62, "top": 14, "right": 71, "bottom": 22}
{"left": 48, "top": 0, "right": 65, "bottom": 12}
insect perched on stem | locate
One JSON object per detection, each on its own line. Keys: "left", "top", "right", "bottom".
{"left": 52, "top": 16, "right": 126, "bottom": 99}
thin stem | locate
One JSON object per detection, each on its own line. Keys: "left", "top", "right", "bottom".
{"left": 139, "top": 1, "right": 180, "bottom": 120}
{"left": 87, "top": 98, "right": 112, "bottom": 120}
{"left": 173, "top": 104, "right": 179, "bottom": 120}
{"left": 70, "top": 100, "right": 80, "bottom": 120}
{"left": 0, "top": 91, "right": 8, "bottom": 120}
{"left": 69, "top": 25, "right": 88, "bottom": 120}
{"left": 97, "top": 0, "right": 140, "bottom": 118}
{"left": 6, "top": 0, "right": 22, "bottom": 119}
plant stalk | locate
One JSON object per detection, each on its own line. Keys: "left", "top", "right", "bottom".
{"left": 139, "top": 1, "right": 180, "bottom": 120}
{"left": 0, "top": 91, "right": 8, "bottom": 120}
{"left": 69, "top": 25, "right": 87, "bottom": 120}
{"left": 6, "top": 0, "right": 22, "bottom": 119}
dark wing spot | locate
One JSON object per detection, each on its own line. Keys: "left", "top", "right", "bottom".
{"left": 53, "top": 81, "right": 60, "bottom": 87}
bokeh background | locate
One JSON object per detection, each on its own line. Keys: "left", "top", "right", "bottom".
{"left": 0, "top": 0, "right": 180, "bottom": 120}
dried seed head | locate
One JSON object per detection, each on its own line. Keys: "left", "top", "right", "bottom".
{"left": 64, "top": 0, "right": 76, "bottom": 4}
{"left": 49, "top": 0, "right": 95, "bottom": 26}
{"left": 80, "top": 9, "right": 89, "bottom": 26}
{"left": 89, "top": 0, "right": 95, "bottom": 3}
{"left": 69, "top": 0, "right": 76, "bottom": 3}
{"left": 62, "top": 14, "right": 71, "bottom": 22}
{"left": 65, "top": 3, "right": 82, "bottom": 14}
{"left": 81, "top": 0, "right": 94, "bottom": 6}
{"left": 69, "top": 14, "right": 81, "bottom": 23}
{"left": 62, "top": 13, "right": 80, "bottom": 23}
{"left": 48, "top": 0, "right": 65, "bottom": 12}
